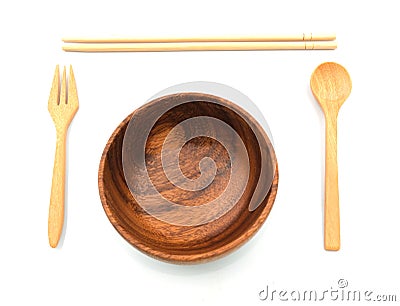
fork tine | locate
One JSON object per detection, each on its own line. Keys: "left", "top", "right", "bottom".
{"left": 60, "top": 66, "right": 67, "bottom": 105}
{"left": 48, "top": 65, "right": 60, "bottom": 110}
{"left": 67, "top": 65, "right": 79, "bottom": 109}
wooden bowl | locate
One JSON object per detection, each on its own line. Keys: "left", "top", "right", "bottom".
{"left": 98, "top": 93, "right": 278, "bottom": 264}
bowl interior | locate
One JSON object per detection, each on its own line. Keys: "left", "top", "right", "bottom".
{"left": 99, "top": 93, "right": 278, "bottom": 263}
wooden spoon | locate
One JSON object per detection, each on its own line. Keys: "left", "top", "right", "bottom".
{"left": 310, "top": 62, "right": 352, "bottom": 251}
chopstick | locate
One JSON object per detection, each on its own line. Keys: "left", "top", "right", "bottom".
{"left": 62, "top": 33, "right": 336, "bottom": 43}
{"left": 62, "top": 33, "right": 337, "bottom": 52}
{"left": 63, "top": 41, "right": 337, "bottom": 52}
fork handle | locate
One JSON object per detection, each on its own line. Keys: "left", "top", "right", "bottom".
{"left": 48, "top": 132, "right": 66, "bottom": 248}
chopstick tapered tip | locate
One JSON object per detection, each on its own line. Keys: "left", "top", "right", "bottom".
{"left": 62, "top": 45, "right": 76, "bottom": 52}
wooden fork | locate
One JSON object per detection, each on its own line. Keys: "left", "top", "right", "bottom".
{"left": 48, "top": 65, "right": 79, "bottom": 248}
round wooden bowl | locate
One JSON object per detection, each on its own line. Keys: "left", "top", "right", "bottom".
{"left": 98, "top": 93, "right": 278, "bottom": 264}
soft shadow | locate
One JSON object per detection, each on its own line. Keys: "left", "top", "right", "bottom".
{"left": 120, "top": 227, "right": 265, "bottom": 276}
{"left": 307, "top": 85, "right": 325, "bottom": 243}
{"left": 55, "top": 139, "right": 69, "bottom": 249}
{"left": 55, "top": 117, "right": 79, "bottom": 249}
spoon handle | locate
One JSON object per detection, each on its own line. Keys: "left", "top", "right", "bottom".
{"left": 324, "top": 114, "right": 340, "bottom": 251}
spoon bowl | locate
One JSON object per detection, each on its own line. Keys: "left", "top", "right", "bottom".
{"left": 311, "top": 62, "right": 352, "bottom": 113}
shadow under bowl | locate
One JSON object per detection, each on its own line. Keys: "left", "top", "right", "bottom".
{"left": 98, "top": 93, "right": 278, "bottom": 264}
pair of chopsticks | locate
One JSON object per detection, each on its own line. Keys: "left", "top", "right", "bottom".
{"left": 62, "top": 33, "right": 337, "bottom": 52}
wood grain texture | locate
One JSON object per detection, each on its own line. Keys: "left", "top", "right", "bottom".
{"left": 48, "top": 65, "right": 79, "bottom": 248}
{"left": 98, "top": 93, "right": 278, "bottom": 263}
{"left": 63, "top": 33, "right": 336, "bottom": 43}
{"left": 310, "top": 62, "right": 352, "bottom": 251}
{"left": 63, "top": 41, "right": 337, "bottom": 52}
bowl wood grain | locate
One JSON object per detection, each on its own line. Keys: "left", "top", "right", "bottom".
{"left": 98, "top": 93, "right": 278, "bottom": 263}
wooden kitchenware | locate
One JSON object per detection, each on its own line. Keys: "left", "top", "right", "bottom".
{"left": 310, "top": 62, "right": 352, "bottom": 251}
{"left": 98, "top": 93, "right": 278, "bottom": 263}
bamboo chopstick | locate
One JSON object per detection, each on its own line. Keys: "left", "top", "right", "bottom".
{"left": 63, "top": 41, "right": 337, "bottom": 52}
{"left": 62, "top": 33, "right": 336, "bottom": 43}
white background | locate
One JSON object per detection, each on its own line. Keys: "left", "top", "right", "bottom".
{"left": 1, "top": 1, "right": 399, "bottom": 305}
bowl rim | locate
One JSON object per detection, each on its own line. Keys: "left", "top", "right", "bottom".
{"left": 98, "top": 92, "right": 279, "bottom": 264}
